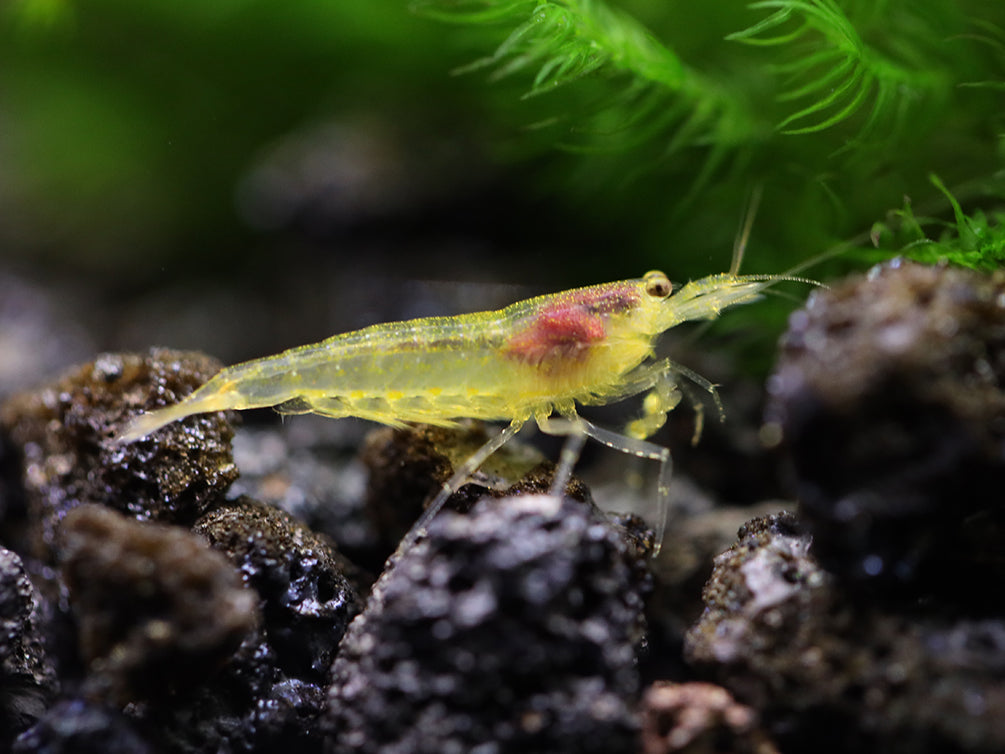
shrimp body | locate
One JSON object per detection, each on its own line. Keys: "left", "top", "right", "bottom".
{"left": 115, "top": 266, "right": 800, "bottom": 555}
{"left": 115, "top": 270, "right": 774, "bottom": 444}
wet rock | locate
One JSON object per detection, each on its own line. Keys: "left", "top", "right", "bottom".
{"left": 685, "top": 513, "right": 1005, "bottom": 753}
{"left": 653, "top": 501, "right": 792, "bottom": 625}
{"left": 135, "top": 497, "right": 363, "bottom": 753}
{"left": 645, "top": 501, "right": 791, "bottom": 681}
{"left": 362, "top": 423, "right": 590, "bottom": 551}
{"left": 765, "top": 260, "right": 1005, "bottom": 594}
{"left": 685, "top": 513, "right": 825, "bottom": 674}
{"left": 638, "top": 681, "right": 778, "bottom": 754}
{"left": 193, "top": 496, "right": 362, "bottom": 680}
{"left": 0, "top": 547, "right": 57, "bottom": 741}
{"left": 59, "top": 504, "right": 258, "bottom": 704}
{"left": 326, "top": 494, "right": 649, "bottom": 754}
{"left": 0, "top": 349, "right": 238, "bottom": 559}
{"left": 141, "top": 636, "right": 329, "bottom": 754}
{"left": 13, "top": 699, "right": 151, "bottom": 754}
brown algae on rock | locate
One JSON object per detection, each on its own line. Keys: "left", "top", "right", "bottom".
{"left": 59, "top": 504, "right": 259, "bottom": 703}
{"left": 362, "top": 422, "right": 592, "bottom": 550}
{"left": 765, "top": 260, "right": 1005, "bottom": 593}
{"left": 1, "top": 349, "right": 237, "bottom": 558}
{"left": 685, "top": 513, "right": 1005, "bottom": 752}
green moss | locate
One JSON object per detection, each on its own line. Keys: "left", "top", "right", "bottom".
{"left": 870, "top": 175, "right": 1005, "bottom": 272}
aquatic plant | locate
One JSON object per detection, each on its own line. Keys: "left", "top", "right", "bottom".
{"left": 416, "top": 0, "right": 1005, "bottom": 271}
{"left": 871, "top": 175, "right": 1005, "bottom": 272}
{"left": 3, "top": 0, "right": 1005, "bottom": 276}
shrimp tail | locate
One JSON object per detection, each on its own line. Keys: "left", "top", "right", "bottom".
{"left": 113, "top": 381, "right": 240, "bottom": 445}
{"left": 113, "top": 405, "right": 194, "bottom": 445}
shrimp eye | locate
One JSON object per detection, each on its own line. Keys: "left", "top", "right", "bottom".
{"left": 644, "top": 270, "right": 672, "bottom": 298}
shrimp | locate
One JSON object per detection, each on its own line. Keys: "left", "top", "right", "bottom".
{"left": 115, "top": 238, "right": 814, "bottom": 552}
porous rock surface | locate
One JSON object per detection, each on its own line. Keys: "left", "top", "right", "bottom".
{"left": 0, "top": 349, "right": 237, "bottom": 559}
{"left": 194, "top": 497, "right": 362, "bottom": 681}
{"left": 59, "top": 504, "right": 259, "bottom": 703}
{"left": 765, "top": 260, "right": 1005, "bottom": 595}
{"left": 326, "top": 494, "right": 650, "bottom": 754}
{"left": 685, "top": 513, "right": 1005, "bottom": 752}
{"left": 0, "top": 546, "right": 56, "bottom": 742}
{"left": 2, "top": 350, "right": 362, "bottom": 752}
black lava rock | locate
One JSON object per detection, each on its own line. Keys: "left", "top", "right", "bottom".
{"left": 13, "top": 699, "right": 151, "bottom": 754}
{"left": 136, "top": 496, "right": 363, "bottom": 753}
{"left": 194, "top": 497, "right": 362, "bottom": 681}
{"left": 326, "top": 494, "right": 650, "bottom": 754}
{"left": 0, "top": 547, "right": 57, "bottom": 741}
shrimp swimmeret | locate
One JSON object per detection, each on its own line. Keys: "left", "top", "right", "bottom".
{"left": 116, "top": 265, "right": 811, "bottom": 551}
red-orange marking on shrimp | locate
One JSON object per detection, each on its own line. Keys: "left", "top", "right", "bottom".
{"left": 504, "top": 284, "right": 641, "bottom": 370}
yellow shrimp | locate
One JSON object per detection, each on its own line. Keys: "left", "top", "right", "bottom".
{"left": 114, "top": 255, "right": 812, "bottom": 553}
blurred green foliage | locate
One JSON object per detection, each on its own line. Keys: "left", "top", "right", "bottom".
{"left": 2, "top": 0, "right": 1005, "bottom": 287}
{"left": 414, "top": 0, "right": 1005, "bottom": 274}
{"left": 1, "top": 0, "right": 480, "bottom": 275}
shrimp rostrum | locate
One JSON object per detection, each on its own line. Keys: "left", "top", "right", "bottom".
{"left": 116, "top": 266, "right": 805, "bottom": 549}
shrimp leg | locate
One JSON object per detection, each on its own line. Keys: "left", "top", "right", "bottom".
{"left": 405, "top": 418, "right": 526, "bottom": 546}
{"left": 625, "top": 369, "right": 682, "bottom": 441}
{"left": 620, "top": 357, "right": 725, "bottom": 445}
{"left": 536, "top": 413, "right": 673, "bottom": 555}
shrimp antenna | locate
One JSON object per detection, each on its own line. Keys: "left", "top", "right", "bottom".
{"left": 731, "top": 185, "right": 763, "bottom": 276}
{"left": 730, "top": 185, "right": 828, "bottom": 287}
